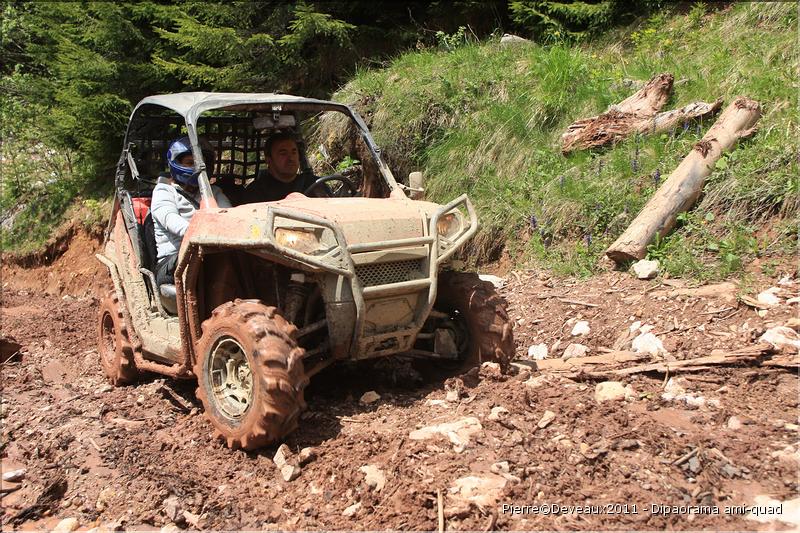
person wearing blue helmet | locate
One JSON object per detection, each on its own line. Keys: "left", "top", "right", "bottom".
{"left": 151, "top": 136, "right": 231, "bottom": 286}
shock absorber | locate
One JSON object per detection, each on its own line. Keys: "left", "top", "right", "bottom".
{"left": 283, "top": 272, "right": 309, "bottom": 324}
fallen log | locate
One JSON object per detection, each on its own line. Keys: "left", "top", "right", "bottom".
{"left": 610, "top": 73, "right": 673, "bottom": 115}
{"left": 561, "top": 73, "right": 674, "bottom": 153}
{"left": 606, "top": 97, "right": 761, "bottom": 263}
{"left": 562, "top": 98, "right": 723, "bottom": 153}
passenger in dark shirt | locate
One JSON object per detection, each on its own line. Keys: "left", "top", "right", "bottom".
{"left": 237, "top": 132, "right": 321, "bottom": 203}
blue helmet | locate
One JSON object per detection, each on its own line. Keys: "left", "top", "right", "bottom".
{"left": 166, "top": 136, "right": 215, "bottom": 186}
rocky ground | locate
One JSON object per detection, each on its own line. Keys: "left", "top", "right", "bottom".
{"left": 1, "top": 245, "right": 799, "bottom": 531}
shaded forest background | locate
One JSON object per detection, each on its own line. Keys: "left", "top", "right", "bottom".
{"left": 2, "top": 1, "right": 658, "bottom": 179}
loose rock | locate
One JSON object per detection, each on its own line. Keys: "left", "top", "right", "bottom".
{"left": 537, "top": 410, "right": 556, "bottom": 429}
{"left": 477, "top": 274, "right": 505, "bottom": 289}
{"left": 571, "top": 321, "right": 590, "bottom": 336}
{"left": 524, "top": 373, "right": 560, "bottom": 390}
{"left": 280, "top": 464, "right": 302, "bottom": 482}
{"left": 759, "top": 327, "right": 800, "bottom": 351}
{"left": 487, "top": 406, "right": 509, "bottom": 422}
{"left": 562, "top": 343, "right": 588, "bottom": 360}
{"left": 95, "top": 487, "right": 116, "bottom": 512}
{"left": 273, "top": 444, "right": 292, "bottom": 468}
{"left": 527, "top": 343, "right": 548, "bottom": 360}
{"left": 490, "top": 461, "right": 510, "bottom": 474}
{"left": 757, "top": 288, "right": 781, "bottom": 306}
{"left": 182, "top": 511, "right": 206, "bottom": 529}
{"left": 2, "top": 469, "right": 26, "bottom": 482}
{"left": 595, "top": 381, "right": 632, "bottom": 403}
{"left": 359, "top": 464, "right": 386, "bottom": 492}
{"left": 663, "top": 377, "right": 690, "bottom": 396}
{"left": 409, "top": 417, "right": 483, "bottom": 450}
{"left": 632, "top": 331, "right": 667, "bottom": 357}
{"left": 500, "top": 33, "right": 531, "bottom": 46}
{"left": 298, "top": 447, "right": 317, "bottom": 466}
{"left": 632, "top": 259, "right": 659, "bottom": 280}
{"left": 480, "top": 361, "right": 501, "bottom": 373}
{"left": 162, "top": 495, "right": 182, "bottom": 522}
{"left": 449, "top": 474, "right": 507, "bottom": 507}
{"left": 359, "top": 391, "right": 381, "bottom": 405}
{"left": 53, "top": 517, "right": 79, "bottom": 533}
{"left": 662, "top": 378, "right": 718, "bottom": 407}
{"left": 342, "top": 502, "right": 362, "bottom": 517}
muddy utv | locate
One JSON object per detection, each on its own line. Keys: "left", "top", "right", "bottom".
{"left": 97, "top": 92, "right": 514, "bottom": 450}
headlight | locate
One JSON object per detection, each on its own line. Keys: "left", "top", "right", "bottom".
{"left": 275, "top": 228, "right": 321, "bottom": 253}
{"left": 436, "top": 213, "right": 461, "bottom": 238}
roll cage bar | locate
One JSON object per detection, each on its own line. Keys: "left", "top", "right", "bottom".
{"left": 117, "top": 92, "right": 400, "bottom": 205}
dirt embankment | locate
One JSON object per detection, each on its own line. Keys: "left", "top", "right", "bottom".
{"left": 1, "top": 228, "right": 798, "bottom": 530}
{"left": 2, "top": 227, "right": 107, "bottom": 298}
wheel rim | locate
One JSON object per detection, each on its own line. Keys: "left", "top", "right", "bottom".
{"left": 207, "top": 336, "right": 253, "bottom": 421}
{"left": 445, "top": 311, "right": 470, "bottom": 359}
{"left": 100, "top": 311, "right": 116, "bottom": 367}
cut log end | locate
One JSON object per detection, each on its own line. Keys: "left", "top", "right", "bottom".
{"left": 605, "top": 248, "right": 641, "bottom": 264}
{"left": 734, "top": 96, "right": 761, "bottom": 113}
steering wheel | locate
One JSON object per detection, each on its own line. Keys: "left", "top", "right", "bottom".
{"left": 303, "top": 173, "right": 358, "bottom": 198}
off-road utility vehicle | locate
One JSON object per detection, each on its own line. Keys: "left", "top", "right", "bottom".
{"left": 97, "top": 92, "right": 514, "bottom": 450}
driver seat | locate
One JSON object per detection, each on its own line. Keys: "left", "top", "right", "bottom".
{"left": 140, "top": 211, "right": 178, "bottom": 315}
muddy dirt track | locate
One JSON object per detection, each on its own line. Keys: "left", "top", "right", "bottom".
{"left": 1, "top": 246, "right": 799, "bottom": 531}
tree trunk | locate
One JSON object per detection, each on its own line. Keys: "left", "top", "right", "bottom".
{"left": 605, "top": 97, "right": 761, "bottom": 264}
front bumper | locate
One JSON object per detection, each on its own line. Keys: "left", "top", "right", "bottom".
{"left": 264, "top": 195, "right": 479, "bottom": 358}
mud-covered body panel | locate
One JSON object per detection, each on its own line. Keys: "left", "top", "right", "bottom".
{"left": 180, "top": 196, "right": 441, "bottom": 247}
{"left": 172, "top": 194, "right": 477, "bottom": 361}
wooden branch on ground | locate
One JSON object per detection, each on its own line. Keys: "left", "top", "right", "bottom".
{"left": 761, "top": 354, "right": 800, "bottom": 369}
{"left": 535, "top": 350, "right": 647, "bottom": 372}
{"left": 606, "top": 97, "right": 761, "bottom": 263}
{"left": 559, "top": 343, "right": 775, "bottom": 379}
{"left": 561, "top": 73, "right": 674, "bottom": 153}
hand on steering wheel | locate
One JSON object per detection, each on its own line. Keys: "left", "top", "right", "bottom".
{"left": 303, "top": 173, "right": 358, "bottom": 197}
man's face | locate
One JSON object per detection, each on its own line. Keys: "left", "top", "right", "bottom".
{"left": 267, "top": 139, "right": 300, "bottom": 183}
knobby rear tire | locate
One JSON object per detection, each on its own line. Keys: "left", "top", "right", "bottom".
{"left": 98, "top": 290, "right": 140, "bottom": 386}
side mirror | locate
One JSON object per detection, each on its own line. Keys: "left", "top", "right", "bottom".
{"left": 408, "top": 171, "right": 425, "bottom": 200}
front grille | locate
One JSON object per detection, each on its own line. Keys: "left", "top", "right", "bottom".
{"left": 355, "top": 259, "right": 424, "bottom": 287}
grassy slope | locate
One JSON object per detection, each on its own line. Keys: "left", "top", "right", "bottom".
{"left": 332, "top": 2, "right": 798, "bottom": 278}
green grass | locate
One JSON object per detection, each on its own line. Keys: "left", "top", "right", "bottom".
{"left": 0, "top": 97, "right": 112, "bottom": 254}
{"left": 331, "top": 2, "right": 798, "bottom": 278}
